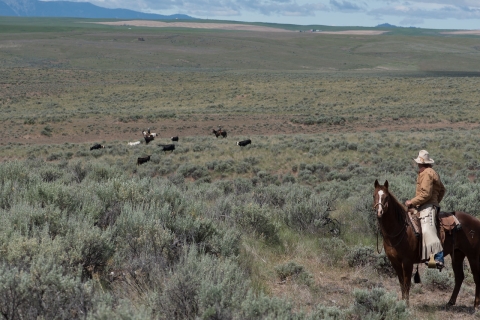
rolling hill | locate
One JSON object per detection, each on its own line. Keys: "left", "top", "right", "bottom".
{"left": 0, "top": 0, "right": 194, "bottom": 19}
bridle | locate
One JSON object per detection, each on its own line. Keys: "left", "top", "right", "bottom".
{"left": 373, "top": 201, "right": 387, "bottom": 213}
{"left": 373, "top": 194, "right": 389, "bottom": 218}
{"left": 374, "top": 192, "right": 408, "bottom": 253}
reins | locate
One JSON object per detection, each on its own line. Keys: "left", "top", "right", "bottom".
{"left": 374, "top": 197, "right": 409, "bottom": 253}
{"left": 376, "top": 218, "right": 408, "bottom": 253}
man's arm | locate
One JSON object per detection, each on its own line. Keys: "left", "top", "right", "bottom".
{"left": 437, "top": 176, "right": 446, "bottom": 203}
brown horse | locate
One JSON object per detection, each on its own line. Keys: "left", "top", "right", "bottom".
{"left": 374, "top": 179, "right": 480, "bottom": 308}
{"left": 212, "top": 129, "right": 227, "bottom": 138}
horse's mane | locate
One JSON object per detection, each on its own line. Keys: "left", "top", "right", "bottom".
{"left": 386, "top": 188, "right": 408, "bottom": 223}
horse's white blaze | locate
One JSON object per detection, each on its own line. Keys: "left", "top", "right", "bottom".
{"left": 377, "top": 190, "right": 384, "bottom": 215}
{"left": 377, "top": 190, "right": 384, "bottom": 205}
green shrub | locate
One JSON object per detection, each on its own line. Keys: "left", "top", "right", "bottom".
{"left": 177, "top": 163, "right": 209, "bottom": 180}
{"left": 373, "top": 253, "right": 396, "bottom": 277}
{"left": 86, "top": 163, "right": 120, "bottom": 182}
{"left": 235, "top": 161, "right": 251, "bottom": 174}
{"left": 422, "top": 269, "right": 454, "bottom": 291}
{"left": 233, "top": 204, "right": 279, "bottom": 243}
{"left": 346, "top": 288, "right": 410, "bottom": 320}
{"left": 239, "top": 290, "right": 297, "bottom": 320}
{"left": 112, "top": 204, "right": 180, "bottom": 273}
{"left": 282, "top": 191, "right": 332, "bottom": 234}
{"left": 233, "top": 178, "right": 253, "bottom": 195}
{"left": 346, "top": 246, "right": 375, "bottom": 268}
{"left": 282, "top": 174, "right": 296, "bottom": 184}
{"left": 41, "top": 125, "right": 53, "bottom": 136}
{"left": 157, "top": 247, "right": 249, "bottom": 320}
{"left": 274, "top": 261, "right": 313, "bottom": 286}
{"left": 318, "top": 238, "right": 348, "bottom": 266}
{"left": 24, "top": 118, "right": 36, "bottom": 125}
{"left": 46, "top": 153, "right": 63, "bottom": 161}
{"left": 253, "top": 185, "right": 286, "bottom": 208}
{"left": 39, "top": 166, "right": 64, "bottom": 182}
{"left": 0, "top": 260, "right": 95, "bottom": 320}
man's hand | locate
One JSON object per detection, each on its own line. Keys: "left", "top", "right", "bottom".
{"left": 405, "top": 200, "right": 412, "bottom": 208}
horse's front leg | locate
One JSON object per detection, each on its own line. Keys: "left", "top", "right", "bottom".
{"left": 390, "top": 258, "right": 408, "bottom": 302}
{"left": 448, "top": 249, "right": 465, "bottom": 307}
{"left": 401, "top": 260, "right": 414, "bottom": 303}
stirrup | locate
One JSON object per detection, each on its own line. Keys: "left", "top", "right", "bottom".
{"left": 427, "top": 254, "right": 436, "bottom": 269}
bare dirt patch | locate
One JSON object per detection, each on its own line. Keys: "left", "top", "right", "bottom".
{"left": 5, "top": 115, "right": 478, "bottom": 146}
{"left": 441, "top": 30, "right": 480, "bottom": 35}
{"left": 95, "top": 20, "right": 293, "bottom": 32}
{"left": 315, "top": 30, "right": 389, "bottom": 35}
{"left": 94, "top": 21, "right": 388, "bottom": 35}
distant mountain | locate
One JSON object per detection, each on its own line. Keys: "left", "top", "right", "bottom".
{"left": 0, "top": 0, "right": 194, "bottom": 19}
{"left": 376, "top": 23, "right": 398, "bottom": 28}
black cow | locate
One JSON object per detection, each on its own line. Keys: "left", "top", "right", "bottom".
{"left": 212, "top": 129, "right": 227, "bottom": 138}
{"left": 171, "top": 136, "right": 179, "bottom": 142}
{"left": 237, "top": 139, "right": 251, "bottom": 147}
{"left": 144, "top": 135, "right": 155, "bottom": 144}
{"left": 158, "top": 144, "right": 175, "bottom": 152}
{"left": 90, "top": 143, "right": 105, "bottom": 150}
{"left": 137, "top": 155, "right": 151, "bottom": 165}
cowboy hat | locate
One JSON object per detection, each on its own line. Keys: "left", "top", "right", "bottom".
{"left": 414, "top": 150, "right": 434, "bottom": 164}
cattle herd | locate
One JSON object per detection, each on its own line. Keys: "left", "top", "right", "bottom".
{"left": 89, "top": 128, "right": 252, "bottom": 165}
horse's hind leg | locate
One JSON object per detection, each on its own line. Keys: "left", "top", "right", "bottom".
{"left": 467, "top": 254, "right": 480, "bottom": 309}
{"left": 448, "top": 249, "right": 466, "bottom": 306}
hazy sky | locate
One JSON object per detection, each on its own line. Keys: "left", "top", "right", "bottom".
{"left": 54, "top": 0, "right": 480, "bottom": 29}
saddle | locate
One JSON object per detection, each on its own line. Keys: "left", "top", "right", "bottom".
{"left": 438, "top": 211, "right": 462, "bottom": 243}
{"left": 407, "top": 208, "right": 461, "bottom": 244}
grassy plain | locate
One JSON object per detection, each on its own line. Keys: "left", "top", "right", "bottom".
{"left": 2, "top": 17, "right": 480, "bottom": 319}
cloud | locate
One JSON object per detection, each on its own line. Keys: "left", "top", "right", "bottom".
{"left": 43, "top": 0, "right": 480, "bottom": 24}
{"left": 236, "top": 0, "right": 328, "bottom": 16}
{"left": 329, "top": 0, "right": 364, "bottom": 12}
{"left": 72, "top": 0, "right": 329, "bottom": 17}
{"left": 378, "top": 0, "right": 479, "bottom": 6}
{"left": 369, "top": 1, "right": 480, "bottom": 22}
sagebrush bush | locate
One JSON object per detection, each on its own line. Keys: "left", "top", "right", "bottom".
{"left": 318, "top": 238, "right": 348, "bottom": 266}
{"left": 422, "top": 269, "right": 454, "bottom": 291}
{"left": 157, "top": 247, "right": 249, "bottom": 320}
{"left": 274, "top": 261, "right": 313, "bottom": 286}
{"left": 347, "top": 246, "right": 375, "bottom": 268}
{"left": 346, "top": 287, "right": 410, "bottom": 320}
{"left": 233, "top": 204, "right": 279, "bottom": 244}
{"left": 0, "top": 260, "right": 95, "bottom": 320}
{"left": 281, "top": 189, "right": 332, "bottom": 234}
{"left": 177, "top": 163, "right": 209, "bottom": 180}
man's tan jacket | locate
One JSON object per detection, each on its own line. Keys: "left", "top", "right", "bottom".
{"left": 411, "top": 167, "right": 446, "bottom": 208}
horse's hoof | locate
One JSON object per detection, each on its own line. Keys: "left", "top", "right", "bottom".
{"left": 446, "top": 301, "right": 455, "bottom": 309}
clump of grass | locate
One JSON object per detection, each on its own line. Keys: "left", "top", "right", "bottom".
{"left": 274, "top": 261, "right": 313, "bottom": 286}
{"left": 41, "top": 125, "right": 53, "bottom": 136}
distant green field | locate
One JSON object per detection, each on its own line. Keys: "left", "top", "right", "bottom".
{"left": 1, "top": 17, "right": 479, "bottom": 72}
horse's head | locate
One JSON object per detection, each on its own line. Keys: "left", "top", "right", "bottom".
{"left": 374, "top": 179, "right": 390, "bottom": 218}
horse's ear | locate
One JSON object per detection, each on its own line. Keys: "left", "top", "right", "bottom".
{"left": 374, "top": 179, "right": 379, "bottom": 188}
{"left": 384, "top": 180, "right": 389, "bottom": 189}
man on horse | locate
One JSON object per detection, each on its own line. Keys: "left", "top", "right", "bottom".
{"left": 405, "top": 150, "right": 446, "bottom": 269}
